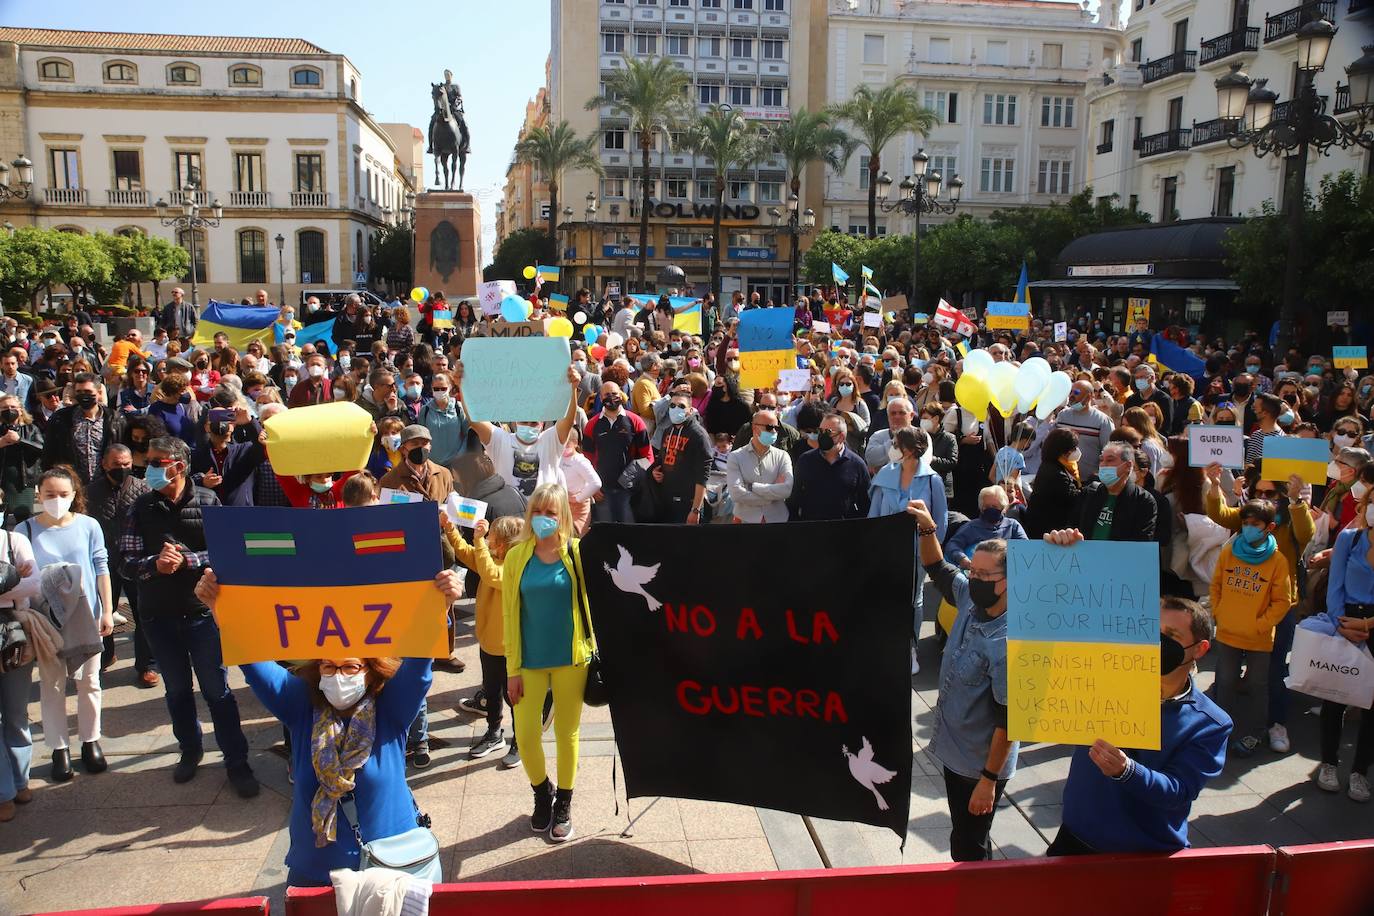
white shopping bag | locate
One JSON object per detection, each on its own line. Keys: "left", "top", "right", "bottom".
{"left": 1285, "top": 625, "right": 1374, "bottom": 708}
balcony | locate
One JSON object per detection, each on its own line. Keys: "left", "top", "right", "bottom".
{"left": 44, "top": 187, "right": 87, "bottom": 205}
{"left": 1141, "top": 50, "right": 1197, "bottom": 84}
{"left": 290, "top": 191, "right": 329, "bottom": 207}
{"left": 1190, "top": 117, "right": 1237, "bottom": 147}
{"left": 228, "top": 190, "right": 271, "bottom": 207}
{"left": 168, "top": 189, "right": 209, "bottom": 206}
{"left": 106, "top": 189, "right": 148, "bottom": 206}
{"left": 1135, "top": 127, "right": 1191, "bottom": 159}
{"left": 1199, "top": 27, "right": 1260, "bottom": 67}
{"left": 1096, "top": 140, "right": 1114, "bottom": 154}
{"left": 1265, "top": 1, "right": 1336, "bottom": 44}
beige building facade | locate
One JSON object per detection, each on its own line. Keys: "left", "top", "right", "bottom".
{"left": 497, "top": 65, "right": 552, "bottom": 250}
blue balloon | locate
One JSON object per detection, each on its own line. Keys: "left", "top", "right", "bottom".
{"left": 584, "top": 325, "right": 600, "bottom": 344}
{"left": 500, "top": 295, "right": 528, "bottom": 322}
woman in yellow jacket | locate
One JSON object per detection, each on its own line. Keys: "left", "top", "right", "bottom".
{"left": 502, "top": 482, "right": 594, "bottom": 843}
{"left": 1209, "top": 498, "right": 1294, "bottom": 759}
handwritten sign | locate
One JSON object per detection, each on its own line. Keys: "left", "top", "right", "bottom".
{"left": 1054, "top": 321, "right": 1067, "bottom": 342}
{"left": 1187, "top": 424, "right": 1245, "bottom": 469}
{"left": 1007, "top": 540, "right": 1161, "bottom": 750}
{"left": 881, "top": 294, "right": 908, "bottom": 315}
{"left": 811, "top": 321, "right": 831, "bottom": 334}
{"left": 459, "top": 336, "right": 571, "bottom": 423}
{"left": 738, "top": 308, "right": 796, "bottom": 389}
{"left": 479, "top": 280, "right": 517, "bottom": 317}
{"left": 1261, "top": 436, "right": 1329, "bottom": 485}
{"left": 380, "top": 487, "right": 423, "bottom": 505}
{"left": 777, "top": 369, "right": 811, "bottom": 392}
{"left": 862, "top": 311, "right": 882, "bottom": 328}
{"left": 1334, "top": 346, "right": 1368, "bottom": 369}
{"left": 1328, "top": 310, "right": 1349, "bottom": 327}
{"left": 203, "top": 504, "right": 446, "bottom": 664}
{"left": 985, "top": 301, "right": 1030, "bottom": 331}
{"left": 486, "top": 319, "right": 545, "bottom": 338}
{"left": 443, "top": 493, "right": 488, "bottom": 528}
{"left": 1127, "top": 298, "right": 1151, "bottom": 327}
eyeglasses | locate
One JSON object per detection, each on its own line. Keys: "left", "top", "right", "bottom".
{"left": 145, "top": 457, "right": 177, "bottom": 468}
{"left": 132, "top": 368, "right": 149, "bottom": 375}
{"left": 319, "top": 662, "right": 365, "bottom": 677}
{"left": 969, "top": 572, "right": 1006, "bottom": 583}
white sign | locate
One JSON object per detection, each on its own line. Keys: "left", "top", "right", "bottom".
{"left": 811, "top": 320, "right": 831, "bottom": 334}
{"left": 738, "top": 107, "right": 792, "bottom": 122}
{"left": 1065, "top": 264, "right": 1156, "bottom": 277}
{"left": 777, "top": 369, "right": 811, "bottom": 392}
{"left": 478, "top": 279, "right": 517, "bottom": 317}
{"left": 606, "top": 281, "right": 621, "bottom": 299}
{"left": 1054, "top": 321, "right": 1067, "bottom": 342}
{"left": 302, "top": 272, "right": 313, "bottom": 284}
{"left": 1328, "top": 310, "right": 1349, "bottom": 327}
{"left": 862, "top": 311, "right": 882, "bottom": 328}
{"left": 1187, "top": 424, "right": 1245, "bottom": 469}
{"left": 379, "top": 487, "right": 423, "bottom": 505}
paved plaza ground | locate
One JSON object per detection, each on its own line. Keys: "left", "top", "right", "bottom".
{"left": 3, "top": 602, "right": 1371, "bottom": 914}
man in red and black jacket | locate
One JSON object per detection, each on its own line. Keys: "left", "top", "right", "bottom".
{"left": 582, "top": 379, "right": 653, "bottom": 523}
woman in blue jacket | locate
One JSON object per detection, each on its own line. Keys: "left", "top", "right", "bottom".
{"left": 869, "top": 426, "right": 947, "bottom": 673}
{"left": 194, "top": 567, "right": 460, "bottom": 887}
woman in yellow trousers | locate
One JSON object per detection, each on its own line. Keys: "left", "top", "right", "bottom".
{"left": 502, "top": 483, "right": 594, "bottom": 842}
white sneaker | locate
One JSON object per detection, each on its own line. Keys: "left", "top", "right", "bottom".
{"left": 1317, "top": 763, "right": 1341, "bottom": 792}
{"left": 910, "top": 644, "right": 920, "bottom": 676}
{"left": 1349, "top": 772, "right": 1371, "bottom": 803}
{"left": 112, "top": 611, "right": 128, "bottom": 626}
{"left": 1268, "top": 723, "right": 1291, "bottom": 753}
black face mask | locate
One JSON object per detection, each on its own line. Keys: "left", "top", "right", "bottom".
{"left": 106, "top": 466, "right": 130, "bottom": 486}
{"left": 817, "top": 431, "right": 836, "bottom": 452}
{"left": 75, "top": 392, "right": 98, "bottom": 410}
{"left": 968, "top": 578, "right": 1002, "bottom": 610}
{"left": 0, "top": 408, "right": 18, "bottom": 425}
{"left": 131, "top": 439, "right": 148, "bottom": 453}
{"left": 1161, "top": 633, "right": 1198, "bottom": 673}
{"left": 406, "top": 446, "right": 429, "bottom": 466}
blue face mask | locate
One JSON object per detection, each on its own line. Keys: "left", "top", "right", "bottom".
{"left": 1245, "top": 365, "right": 1260, "bottom": 374}
{"left": 405, "top": 385, "right": 422, "bottom": 400}
{"left": 309, "top": 480, "right": 332, "bottom": 493}
{"left": 1134, "top": 378, "right": 1150, "bottom": 391}
{"left": 1241, "top": 523, "right": 1268, "bottom": 545}
{"left": 144, "top": 465, "right": 171, "bottom": 491}
{"left": 515, "top": 425, "right": 540, "bottom": 444}
{"left": 758, "top": 429, "right": 778, "bottom": 447}
{"left": 531, "top": 515, "right": 559, "bottom": 540}
{"left": 1278, "top": 411, "right": 1295, "bottom": 427}
{"left": 668, "top": 406, "right": 689, "bottom": 425}
{"left": 1098, "top": 464, "right": 1120, "bottom": 487}
{"left": 838, "top": 383, "right": 854, "bottom": 397}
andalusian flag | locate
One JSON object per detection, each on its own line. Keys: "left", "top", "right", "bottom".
{"left": 244, "top": 532, "right": 295, "bottom": 556}
{"left": 193, "top": 302, "right": 277, "bottom": 351}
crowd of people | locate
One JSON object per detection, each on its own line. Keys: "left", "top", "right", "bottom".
{"left": 0, "top": 282, "right": 1371, "bottom": 885}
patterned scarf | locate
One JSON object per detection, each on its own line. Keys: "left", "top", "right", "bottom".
{"left": 309, "top": 697, "right": 377, "bottom": 848}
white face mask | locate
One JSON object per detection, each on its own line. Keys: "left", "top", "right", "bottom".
{"left": 320, "top": 670, "right": 368, "bottom": 710}
{"left": 1329, "top": 460, "right": 1345, "bottom": 481}
{"left": 308, "top": 364, "right": 325, "bottom": 378}
{"left": 1353, "top": 482, "right": 1370, "bottom": 501}
{"left": 41, "top": 495, "right": 73, "bottom": 518}
{"left": 1333, "top": 433, "right": 1356, "bottom": 449}
{"left": 888, "top": 445, "right": 903, "bottom": 463}
{"left": 1066, "top": 449, "right": 1082, "bottom": 464}
{"left": 1367, "top": 503, "right": 1374, "bottom": 528}
{"left": 919, "top": 418, "right": 936, "bottom": 433}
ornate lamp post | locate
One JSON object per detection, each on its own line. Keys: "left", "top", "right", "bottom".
{"left": 155, "top": 177, "right": 222, "bottom": 307}
{"left": 878, "top": 149, "right": 962, "bottom": 308}
{"left": 274, "top": 233, "right": 286, "bottom": 308}
{"left": 585, "top": 191, "right": 600, "bottom": 294}
{"left": 400, "top": 190, "right": 418, "bottom": 292}
{"left": 0, "top": 155, "right": 34, "bottom": 202}
{"left": 1214, "top": 23, "right": 1374, "bottom": 356}
{"left": 777, "top": 192, "right": 816, "bottom": 302}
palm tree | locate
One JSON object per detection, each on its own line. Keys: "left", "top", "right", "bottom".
{"left": 514, "top": 120, "right": 604, "bottom": 266}
{"left": 770, "top": 108, "right": 855, "bottom": 295}
{"left": 586, "top": 56, "right": 694, "bottom": 289}
{"left": 679, "top": 106, "right": 772, "bottom": 300}
{"left": 828, "top": 84, "right": 938, "bottom": 238}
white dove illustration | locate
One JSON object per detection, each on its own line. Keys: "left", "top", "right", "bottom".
{"left": 843, "top": 737, "right": 898, "bottom": 812}
{"left": 604, "top": 544, "right": 662, "bottom": 611}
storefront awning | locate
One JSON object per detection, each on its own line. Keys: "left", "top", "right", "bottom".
{"left": 1032, "top": 277, "right": 1238, "bottom": 291}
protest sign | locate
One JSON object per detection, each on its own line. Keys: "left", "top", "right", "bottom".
{"left": 379, "top": 488, "right": 423, "bottom": 505}
{"left": 777, "top": 369, "right": 811, "bottom": 392}
{"left": 478, "top": 280, "right": 517, "bottom": 317}
{"left": 985, "top": 301, "right": 1031, "bottom": 331}
{"left": 1333, "top": 346, "right": 1368, "bottom": 369}
{"left": 606, "top": 281, "right": 621, "bottom": 299}
{"left": 1187, "top": 425, "right": 1245, "bottom": 469}
{"left": 443, "top": 493, "right": 489, "bottom": 528}
{"left": 738, "top": 307, "right": 796, "bottom": 389}
{"left": 1007, "top": 540, "right": 1162, "bottom": 750}
{"left": 1054, "top": 321, "right": 1067, "bottom": 342}
{"left": 1127, "top": 298, "right": 1151, "bottom": 326}
{"left": 460, "top": 336, "right": 571, "bottom": 422}
{"left": 203, "top": 504, "right": 446, "bottom": 664}
{"left": 486, "top": 319, "right": 545, "bottom": 338}
{"left": 1261, "top": 436, "right": 1329, "bottom": 485}
{"left": 880, "top": 294, "right": 908, "bottom": 315}
{"left": 1328, "top": 310, "right": 1349, "bottom": 327}
{"left": 862, "top": 311, "right": 882, "bottom": 328}
{"left": 580, "top": 516, "right": 914, "bottom": 836}
{"left": 811, "top": 320, "right": 832, "bottom": 334}
{"left": 263, "top": 401, "right": 374, "bottom": 476}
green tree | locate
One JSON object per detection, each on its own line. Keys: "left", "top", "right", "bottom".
{"left": 988, "top": 189, "right": 1149, "bottom": 285}
{"left": 147, "top": 236, "right": 190, "bottom": 308}
{"left": 484, "top": 227, "right": 555, "bottom": 284}
{"left": 679, "top": 106, "right": 772, "bottom": 298}
{"left": 770, "top": 107, "right": 854, "bottom": 206}
{"left": 586, "top": 55, "right": 694, "bottom": 288}
{"left": 915, "top": 216, "right": 1024, "bottom": 307}
{"left": 0, "top": 226, "right": 68, "bottom": 310}
{"left": 56, "top": 233, "right": 115, "bottom": 306}
{"left": 800, "top": 230, "right": 873, "bottom": 290}
{"left": 97, "top": 231, "right": 189, "bottom": 310}
{"left": 827, "top": 84, "right": 938, "bottom": 239}
{"left": 369, "top": 224, "right": 414, "bottom": 290}
{"left": 515, "top": 120, "right": 605, "bottom": 263}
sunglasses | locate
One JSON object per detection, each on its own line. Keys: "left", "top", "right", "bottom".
{"left": 754, "top": 424, "right": 780, "bottom": 433}
{"left": 1253, "top": 488, "right": 1280, "bottom": 499}
{"left": 145, "top": 457, "right": 178, "bottom": 468}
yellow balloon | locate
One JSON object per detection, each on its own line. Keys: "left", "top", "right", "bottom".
{"left": 547, "top": 316, "right": 574, "bottom": 338}
{"left": 522, "top": 265, "right": 537, "bottom": 280}
{"left": 954, "top": 372, "right": 991, "bottom": 420}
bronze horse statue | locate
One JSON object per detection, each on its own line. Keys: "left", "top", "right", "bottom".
{"left": 430, "top": 81, "right": 470, "bottom": 192}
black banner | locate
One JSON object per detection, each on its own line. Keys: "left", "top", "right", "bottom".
{"left": 581, "top": 515, "right": 915, "bottom": 836}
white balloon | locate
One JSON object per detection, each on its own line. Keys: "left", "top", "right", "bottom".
{"left": 604, "top": 331, "right": 624, "bottom": 349}
{"left": 1034, "top": 371, "right": 1074, "bottom": 420}
{"left": 988, "top": 361, "right": 1019, "bottom": 415}
{"left": 963, "top": 348, "right": 995, "bottom": 380}
{"left": 572, "top": 311, "right": 587, "bottom": 324}
{"left": 1013, "top": 357, "right": 1053, "bottom": 413}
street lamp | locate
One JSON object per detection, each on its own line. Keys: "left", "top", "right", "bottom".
{"left": 274, "top": 233, "right": 286, "bottom": 309}
{"left": 154, "top": 177, "right": 222, "bottom": 307}
{"left": 585, "top": 191, "right": 600, "bottom": 295}
{"left": 400, "top": 191, "right": 417, "bottom": 293}
{"left": 1214, "top": 21, "right": 1374, "bottom": 357}
{"left": 878, "top": 148, "right": 962, "bottom": 307}
{"left": 776, "top": 191, "right": 816, "bottom": 303}
{"left": 0, "top": 155, "right": 34, "bottom": 202}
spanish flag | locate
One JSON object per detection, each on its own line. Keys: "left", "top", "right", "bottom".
{"left": 192, "top": 302, "right": 277, "bottom": 351}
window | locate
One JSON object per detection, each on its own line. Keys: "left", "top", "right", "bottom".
{"left": 930, "top": 155, "right": 958, "bottom": 182}
{"left": 863, "top": 34, "right": 885, "bottom": 65}
{"left": 758, "top": 181, "right": 781, "bottom": 203}
{"left": 238, "top": 230, "right": 267, "bottom": 283}
{"left": 847, "top": 223, "right": 868, "bottom": 236}
{"left": 234, "top": 152, "right": 264, "bottom": 192}
{"left": 1133, "top": 116, "right": 1143, "bottom": 146}
{"left": 729, "top": 180, "right": 751, "bottom": 201}
{"left": 924, "top": 90, "right": 958, "bottom": 124}
{"left": 668, "top": 229, "right": 708, "bottom": 247}
{"left": 112, "top": 150, "right": 141, "bottom": 190}
{"left": 701, "top": 0, "right": 720, "bottom": 7}
{"left": 731, "top": 38, "right": 753, "bottom": 59}
{"left": 1100, "top": 120, "right": 1115, "bottom": 149}
{"left": 1130, "top": 38, "right": 1143, "bottom": 62}
{"left": 1215, "top": 165, "right": 1236, "bottom": 217}
{"left": 291, "top": 67, "right": 322, "bottom": 87}
{"left": 762, "top": 39, "right": 784, "bottom": 60}
{"left": 603, "top": 32, "right": 626, "bottom": 54}
{"left": 174, "top": 151, "right": 202, "bottom": 189}
{"left": 356, "top": 230, "right": 365, "bottom": 273}
{"left": 179, "top": 229, "right": 207, "bottom": 283}
{"left": 349, "top": 78, "right": 357, "bottom": 99}
{"left": 1040, "top": 96, "right": 1075, "bottom": 128}
{"left": 638, "top": 0, "right": 658, "bottom": 4}
{"left": 298, "top": 230, "right": 325, "bottom": 283}
{"left": 665, "top": 177, "right": 689, "bottom": 198}
{"left": 859, "top": 154, "right": 871, "bottom": 190}
{"left": 604, "top": 130, "right": 626, "bottom": 150}
{"left": 979, "top": 157, "right": 1015, "bottom": 193}
{"left": 167, "top": 62, "right": 199, "bottom": 85}
{"left": 1160, "top": 176, "right": 1178, "bottom": 222}
{"left": 1042, "top": 42, "right": 1063, "bottom": 68}
{"left": 697, "top": 178, "right": 715, "bottom": 199}
{"left": 982, "top": 93, "right": 1017, "bottom": 125}
{"left": 48, "top": 149, "right": 79, "bottom": 189}
{"left": 667, "top": 34, "right": 691, "bottom": 56}
{"left": 602, "top": 178, "right": 626, "bottom": 198}
{"left": 759, "top": 86, "right": 784, "bottom": 107}
{"left": 728, "top": 84, "right": 753, "bottom": 106}
{"left": 700, "top": 36, "right": 722, "bottom": 57}
{"left": 985, "top": 40, "right": 1008, "bottom": 66}
{"left": 1037, "top": 159, "right": 1071, "bottom": 194}
{"left": 733, "top": 0, "right": 753, "bottom": 8}
{"left": 230, "top": 65, "right": 261, "bottom": 86}
{"left": 670, "top": 0, "right": 690, "bottom": 5}
{"left": 698, "top": 83, "right": 721, "bottom": 104}
{"left": 296, "top": 153, "right": 324, "bottom": 192}
{"left": 764, "top": 0, "right": 785, "bottom": 9}
{"left": 104, "top": 61, "right": 136, "bottom": 83}
{"left": 635, "top": 33, "right": 658, "bottom": 55}
{"left": 929, "top": 37, "right": 950, "bottom": 63}
{"left": 38, "top": 58, "right": 73, "bottom": 81}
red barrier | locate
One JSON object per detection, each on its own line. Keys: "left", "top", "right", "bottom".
{"left": 286, "top": 846, "right": 1274, "bottom": 916}
{"left": 30, "top": 898, "right": 270, "bottom": 916}
{"left": 1272, "top": 840, "right": 1374, "bottom": 916}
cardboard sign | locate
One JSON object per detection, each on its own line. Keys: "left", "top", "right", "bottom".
{"left": 263, "top": 401, "right": 375, "bottom": 476}
{"left": 777, "top": 369, "right": 811, "bottom": 392}
{"left": 1261, "top": 436, "right": 1330, "bottom": 485}
{"left": 880, "top": 294, "right": 908, "bottom": 315}
{"left": 1328, "top": 310, "right": 1349, "bottom": 327}
{"left": 738, "top": 308, "right": 796, "bottom": 390}
{"left": 985, "top": 301, "right": 1031, "bottom": 331}
{"left": 580, "top": 516, "right": 914, "bottom": 837}
{"left": 202, "top": 504, "right": 446, "bottom": 664}
{"left": 1187, "top": 425, "right": 1245, "bottom": 469}
{"left": 1127, "top": 298, "right": 1151, "bottom": 327}
{"left": 1054, "top": 321, "right": 1067, "bottom": 342}
{"left": 862, "top": 311, "right": 882, "bottom": 328}
{"left": 1334, "top": 346, "right": 1368, "bottom": 369}
{"left": 380, "top": 487, "right": 424, "bottom": 505}
{"left": 479, "top": 280, "right": 517, "bottom": 317}
{"left": 606, "top": 281, "right": 621, "bottom": 299}
{"left": 1007, "top": 540, "right": 1162, "bottom": 750}
{"left": 486, "top": 319, "right": 545, "bottom": 338}
{"left": 459, "top": 336, "right": 571, "bottom": 423}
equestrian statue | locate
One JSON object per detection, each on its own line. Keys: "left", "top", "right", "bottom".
{"left": 428, "top": 69, "right": 470, "bottom": 192}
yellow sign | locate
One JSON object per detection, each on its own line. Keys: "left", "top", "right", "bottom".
{"left": 264, "top": 401, "right": 375, "bottom": 476}
{"left": 739, "top": 350, "right": 796, "bottom": 390}
{"left": 1127, "top": 298, "right": 1151, "bottom": 326}
{"left": 1008, "top": 639, "right": 1161, "bottom": 749}
{"left": 1333, "top": 346, "right": 1368, "bottom": 370}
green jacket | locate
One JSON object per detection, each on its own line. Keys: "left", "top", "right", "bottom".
{"left": 501, "top": 536, "right": 595, "bottom": 675}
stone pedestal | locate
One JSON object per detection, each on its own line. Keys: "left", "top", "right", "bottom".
{"left": 413, "top": 191, "right": 481, "bottom": 300}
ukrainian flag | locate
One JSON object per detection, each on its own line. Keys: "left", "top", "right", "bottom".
{"left": 627, "top": 295, "right": 703, "bottom": 335}
{"left": 275, "top": 318, "right": 336, "bottom": 354}
{"left": 861, "top": 265, "right": 874, "bottom": 280}
{"left": 537, "top": 265, "right": 561, "bottom": 283}
{"left": 1013, "top": 262, "right": 1031, "bottom": 305}
{"left": 193, "top": 302, "right": 277, "bottom": 351}
{"left": 1149, "top": 333, "right": 1206, "bottom": 383}
{"left": 1260, "top": 436, "right": 1329, "bottom": 484}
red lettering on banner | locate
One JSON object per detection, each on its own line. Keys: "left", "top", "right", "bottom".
{"left": 713, "top": 685, "right": 739, "bottom": 714}
{"left": 316, "top": 606, "right": 350, "bottom": 647}
{"left": 824, "top": 692, "right": 849, "bottom": 724}
{"left": 767, "top": 687, "right": 791, "bottom": 716}
{"left": 736, "top": 607, "right": 763, "bottom": 640}
{"left": 740, "top": 685, "right": 764, "bottom": 716}
{"left": 795, "top": 689, "right": 820, "bottom": 718}
{"left": 786, "top": 610, "right": 808, "bottom": 643}
{"left": 665, "top": 603, "right": 717, "bottom": 637}
{"left": 813, "top": 611, "right": 839, "bottom": 644}
{"left": 665, "top": 603, "right": 688, "bottom": 633}
{"left": 675, "top": 680, "right": 847, "bottom": 722}
{"left": 677, "top": 679, "right": 710, "bottom": 715}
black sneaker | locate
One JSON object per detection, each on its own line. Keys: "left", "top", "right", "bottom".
{"left": 550, "top": 788, "right": 574, "bottom": 842}
{"left": 468, "top": 729, "right": 507, "bottom": 760}
{"left": 411, "top": 745, "right": 432, "bottom": 769}
{"left": 498, "top": 743, "right": 521, "bottom": 770}
{"left": 173, "top": 750, "right": 203, "bottom": 784}
{"left": 458, "top": 693, "right": 489, "bottom": 716}
{"left": 228, "top": 766, "right": 260, "bottom": 799}
{"left": 530, "top": 778, "right": 554, "bottom": 832}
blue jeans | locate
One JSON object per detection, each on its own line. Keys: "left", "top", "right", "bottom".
{"left": 0, "top": 662, "right": 34, "bottom": 803}
{"left": 140, "top": 611, "right": 249, "bottom": 770}
{"left": 912, "top": 565, "right": 928, "bottom": 640}
{"left": 593, "top": 486, "right": 634, "bottom": 523}
{"left": 407, "top": 700, "right": 429, "bottom": 750}
{"left": 1268, "top": 608, "right": 1298, "bottom": 728}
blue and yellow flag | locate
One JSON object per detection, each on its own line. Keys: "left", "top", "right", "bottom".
{"left": 193, "top": 302, "right": 277, "bottom": 351}
{"left": 1149, "top": 333, "right": 1206, "bottom": 383}
{"left": 861, "top": 265, "right": 874, "bottom": 281}
{"left": 1260, "top": 437, "right": 1329, "bottom": 485}
{"left": 275, "top": 318, "right": 336, "bottom": 355}
{"left": 1013, "top": 262, "right": 1031, "bottom": 305}
{"left": 737, "top": 307, "right": 795, "bottom": 389}
{"left": 627, "top": 295, "right": 703, "bottom": 335}
{"left": 537, "top": 265, "right": 561, "bottom": 283}
{"left": 832, "top": 262, "right": 850, "bottom": 286}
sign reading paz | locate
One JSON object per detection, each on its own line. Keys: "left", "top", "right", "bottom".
{"left": 1187, "top": 424, "right": 1245, "bottom": 469}
{"left": 460, "top": 336, "right": 571, "bottom": 422}
{"left": 203, "top": 503, "right": 446, "bottom": 665}
{"left": 580, "top": 516, "right": 914, "bottom": 836}
{"left": 1007, "top": 540, "right": 1162, "bottom": 750}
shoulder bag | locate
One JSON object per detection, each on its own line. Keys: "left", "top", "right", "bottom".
{"left": 567, "top": 544, "right": 608, "bottom": 707}
{"left": 339, "top": 792, "right": 441, "bottom": 882}
{"left": 0, "top": 530, "right": 28, "bottom": 673}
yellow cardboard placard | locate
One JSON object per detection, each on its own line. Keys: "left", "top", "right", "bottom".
{"left": 1008, "top": 638, "right": 1161, "bottom": 750}
{"left": 263, "top": 401, "right": 375, "bottom": 476}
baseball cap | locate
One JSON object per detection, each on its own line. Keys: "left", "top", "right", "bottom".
{"left": 399, "top": 424, "right": 431, "bottom": 445}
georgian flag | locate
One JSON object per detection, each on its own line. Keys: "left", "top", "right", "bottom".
{"left": 933, "top": 299, "right": 976, "bottom": 337}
